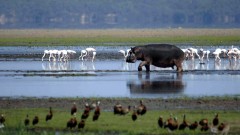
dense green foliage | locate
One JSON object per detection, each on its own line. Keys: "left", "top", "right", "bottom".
{"left": 1, "top": 0, "right": 240, "bottom": 28}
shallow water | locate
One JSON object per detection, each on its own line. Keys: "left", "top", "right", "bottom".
{"left": 0, "top": 46, "right": 240, "bottom": 98}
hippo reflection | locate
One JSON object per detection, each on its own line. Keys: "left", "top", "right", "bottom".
{"left": 127, "top": 73, "right": 185, "bottom": 94}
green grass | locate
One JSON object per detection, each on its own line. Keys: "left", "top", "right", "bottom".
{"left": 0, "top": 29, "right": 240, "bottom": 46}
{"left": 0, "top": 108, "right": 239, "bottom": 135}
{"left": 0, "top": 36, "right": 239, "bottom": 46}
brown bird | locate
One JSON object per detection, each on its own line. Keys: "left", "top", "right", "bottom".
{"left": 199, "top": 118, "right": 209, "bottom": 131}
{"left": 158, "top": 116, "right": 163, "bottom": 128}
{"left": 67, "top": 118, "right": 74, "bottom": 129}
{"left": 93, "top": 101, "right": 101, "bottom": 121}
{"left": 78, "top": 119, "right": 85, "bottom": 129}
{"left": 131, "top": 106, "right": 138, "bottom": 121}
{"left": 24, "top": 114, "right": 30, "bottom": 126}
{"left": 213, "top": 113, "right": 219, "bottom": 126}
{"left": 72, "top": 115, "right": 78, "bottom": 128}
{"left": 32, "top": 116, "right": 39, "bottom": 126}
{"left": 201, "top": 124, "right": 209, "bottom": 131}
{"left": 0, "top": 114, "right": 5, "bottom": 128}
{"left": 71, "top": 102, "right": 77, "bottom": 115}
{"left": 137, "top": 100, "right": 147, "bottom": 115}
{"left": 164, "top": 114, "right": 178, "bottom": 131}
{"left": 199, "top": 118, "right": 208, "bottom": 126}
{"left": 113, "top": 102, "right": 122, "bottom": 115}
{"left": 81, "top": 103, "right": 91, "bottom": 120}
{"left": 189, "top": 121, "right": 198, "bottom": 130}
{"left": 178, "top": 114, "right": 189, "bottom": 130}
{"left": 218, "top": 123, "right": 230, "bottom": 134}
{"left": 120, "top": 105, "right": 131, "bottom": 115}
{"left": 46, "top": 107, "right": 53, "bottom": 122}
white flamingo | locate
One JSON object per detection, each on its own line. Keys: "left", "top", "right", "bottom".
{"left": 213, "top": 48, "right": 222, "bottom": 62}
{"left": 66, "top": 50, "right": 76, "bottom": 60}
{"left": 42, "top": 50, "right": 50, "bottom": 61}
{"left": 60, "top": 50, "right": 68, "bottom": 62}
{"left": 85, "top": 47, "right": 96, "bottom": 61}
{"left": 92, "top": 51, "right": 96, "bottom": 62}
{"left": 48, "top": 50, "right": 58, "bottom": 61}
{"left": 187, "top": 48, "right": 200, "bottom": 60}
{"left": 118, "top": 49, "right": 131, "bottom": 60}
{"left": 79, "top": 50, "right": 88, "bottom": 61}
{"left": 199, "top": 48, "right": 210, "bottom": 62}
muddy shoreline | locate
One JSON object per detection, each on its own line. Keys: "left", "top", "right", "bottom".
{"left": 0, "top": 97, "right": 239, "bottom": 111}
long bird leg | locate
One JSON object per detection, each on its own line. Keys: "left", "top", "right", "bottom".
{"left": 42, "top": 53, "right": 46, "bottom": 61}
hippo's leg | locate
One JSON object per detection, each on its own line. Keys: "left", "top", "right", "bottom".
{"left": 145, "top": 65, "right": 150, "bottom": 72}
{"left": 138, "top": 61, "right": 149, "bottom": 72}
{"left": 174, "top": 59, "right": 183, "bottom": 72}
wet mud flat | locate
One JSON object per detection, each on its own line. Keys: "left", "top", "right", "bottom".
{"left": 0, "top": 96, "right": 239, "bottom": 111}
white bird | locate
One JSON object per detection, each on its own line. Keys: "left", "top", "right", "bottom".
{"left": 118, "top": 49, "right": 131, "bottom": 60}
{"left": 60, "top": 50, "right": 68, "bottom": 62}
{"left": 187, "top": 48, "right": 200, "bottom": 60}
{"left": 85, "top": 47, "right": 97, "bottom": 61}
{"left": 66, "top": 50, "right": 76, "bottom": 60}
{"left": 86, "top": 47, "right": 96, "bottom": 53}
{"left": 92, "top": 51, "right": 96, "bottom": 62}
{"left": 181, "top": 49, "right": 191, "bottom": 60}
{"left": 42, "top": 50, "right": 50, "bottom": 61}
{"left": 199, "top": 48, "right": 210, "bottom": 62}
{"left": 48, "top": 50, "right": 58, "bottom": 62}
{"left": 213, "top": 48, "right": 222, "bottom": 62}
{"left": 79, "top": 50, "right": 88, "bottom": 61}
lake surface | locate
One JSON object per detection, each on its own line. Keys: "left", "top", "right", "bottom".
{"left": 0, "top": 46, "right": 240, "bottom": 98}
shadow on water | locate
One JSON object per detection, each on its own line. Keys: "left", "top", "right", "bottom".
{"left": 127, "top": 72, "right": 185, "bottom": 95}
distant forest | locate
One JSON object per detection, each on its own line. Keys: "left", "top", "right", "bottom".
{"left": 1, "top": 0, "right": 240, "bottom": 29}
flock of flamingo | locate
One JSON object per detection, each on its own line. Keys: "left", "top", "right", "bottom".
{"left": 42, "top": 47, "right": 97, "bottom": 62}
{"left": 181, "top": 45, "right": 240, "bottom": 64}
{"left": 42, "top": 45, "right": 240, "bottom": 65}
{"left": 0, "top": 100, "right": 230, "bottom": 134}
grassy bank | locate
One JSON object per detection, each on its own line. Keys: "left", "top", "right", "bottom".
{"left": 0, "top": 29, "right": 240, "bottom": 46}
{"left": 0, "top": 108, "right": 239, "bottom": 135}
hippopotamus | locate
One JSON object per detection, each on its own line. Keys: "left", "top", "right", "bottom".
{"left": 126, "top": 44, "right": 184, "bottom": 72}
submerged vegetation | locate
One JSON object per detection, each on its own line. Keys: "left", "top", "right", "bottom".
{"left": 0, "top": 29, "right": 240, "bottom": 46}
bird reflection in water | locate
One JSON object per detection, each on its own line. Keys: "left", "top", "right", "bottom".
{"left": 42, "top": 61, "right": 72, "bottom": 70}
{"left": 127, "top": 73, "right": 185, "bottom": 94}
{"left": 80, "top": 61, "right": 95, "bottom": 70}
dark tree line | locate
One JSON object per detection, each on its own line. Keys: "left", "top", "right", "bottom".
{"left": 0, "top": 0, "right": 240, "bottom": 29}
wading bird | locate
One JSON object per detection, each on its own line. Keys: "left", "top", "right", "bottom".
{"left": 81, "top": 103, "right": 91, "bottom": 119}
{"left": 131, "top": 106, "right": 138, "bottom": 121}
{"left": 189, "top": 121, "right": 198, "bottom": 130}
{"left": 178, "top": 114, "right": 189, "bottom": 130}
{"left": 24, "top": 114, "right": 30, "bottom": 126}
{"left": 78, "top": 119, "right": 85, "bottom": 129}
{"left": 93, "top": 101, "right": 101, "bottom": 121}
{"left": 118, "top": 49, "right": 131, "bottom": 60}
{"left": 113, "top": 102, "right": 122, "bottom": 115}
{"left": 71, "top": 102, "right": 77, "bottom": 115}
{"left": 158, "top": 116, "right": 163, "bottom": 128}
{"left": 137, "top": 100, "right": 147, "bottom": 115}
{"left": 32, "top": 116, "right": 39, "bottom": 126}
{"left": 79, "top": 50, "right": 88, "bottom": 61}
{"left": 0, "top": 114, "right": 5, "bottom": 128}
{"left": 46, "top": 107, "right": 53, "bottom": 122}
{"left": 213, "top": 113, "right": 219, "bottom": 126}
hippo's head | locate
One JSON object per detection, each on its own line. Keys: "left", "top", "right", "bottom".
{"left": 126, "top": 47, "right": 143, "bottom": 63}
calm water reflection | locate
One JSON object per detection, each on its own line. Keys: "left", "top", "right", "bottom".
{"left": 0, "top": 46, "right": 240, "bottom": 98}
{"left": 128, "top": 73, "right": 184, "bottom": 94}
